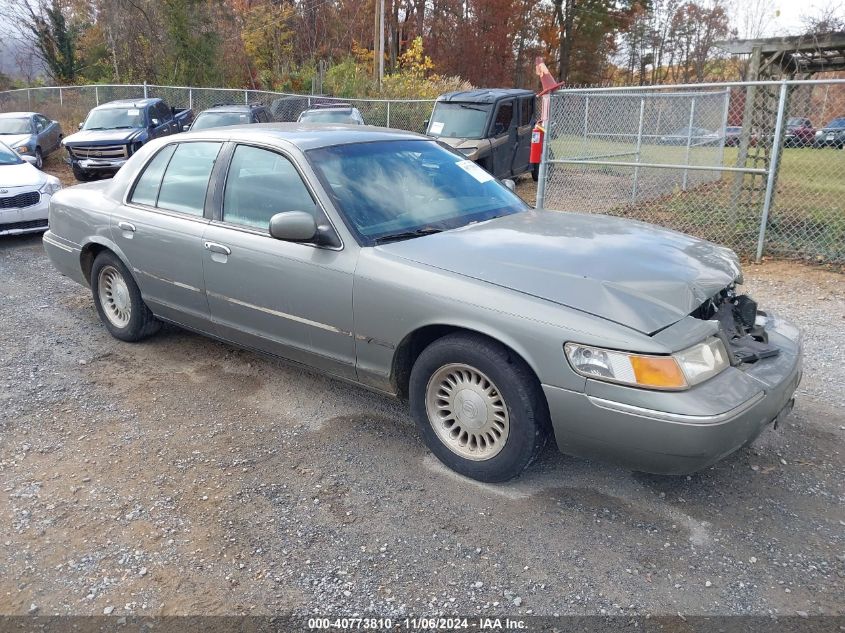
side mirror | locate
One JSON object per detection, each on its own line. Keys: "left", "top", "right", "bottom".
{"left": 502, "top": 179, "right": 516, "bottom": 192}
{"left": 269, "top": 211, "right": 317, "bottom": 242}
{"left": 21, "top": 155, "right": 38, "bottom": 166}
{"left": 150, "top": 118, "right": 160, "bottom": 127}
{"left": 77, "top": 122, "right": 83, "bottom": 130}
{"left": 423, "top": 119, "right": 429, "bottom": 128}
{"left": 182, "top": 124, "right": 190, "bottom": 132}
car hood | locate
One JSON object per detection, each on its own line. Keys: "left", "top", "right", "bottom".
{"left": 0, "top": 161, "right": 46, "bottom": 188}
{"left": 0, "top": 133, "right": 31, "bottom": 147}
{"left": 63, "top": 129, "right": 143, "bottom": 145}
{"left": 376, "top": 210, "right": 741, "bottom": 334}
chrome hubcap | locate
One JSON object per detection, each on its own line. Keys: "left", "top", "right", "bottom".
{"left": 98, "top": 265, "right": 132, "bottom": 328}
{"left": 425, "top": 363, "right": 509, "bottom": 461}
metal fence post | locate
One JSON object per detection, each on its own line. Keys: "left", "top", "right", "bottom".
{"left": 143, "top": 82, "right": 148, "bottom": 98}
{"left": 386, "top": 101, "right": 391, "bottom": 128}
{"left": 95, "top": 85, "right": 99, "bottom": 106}
{"left": 631, "top": 98, "right": 646, "bottom": 202}
{"left": 27, "top": 88, "right": 31, "bottom": 108}
{"left": 59, "top": 86, "right": 63, "bottom": 106}
{"left": 581, "top": 95, "right": 590, "bottom": 156}
{"left": 682, "top": 97, "right": 696, "bottom": 190}
{"left": 189, "top": 88, "right": 193, "bottom": 111}
{"left": 755, "top": 81, "right": 788, "bottom": 263}
{"left": 244, "top": 90, "right": 249, "bottom": 105}
{"left": 535, "top": 96, "right": 552, "bottom": 210}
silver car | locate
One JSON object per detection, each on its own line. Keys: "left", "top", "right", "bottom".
{"left": 42, "top": 125, "right": 802, "bottom": 482}
{"left": 0, "top": 111, "right": 63, "bottom": 169}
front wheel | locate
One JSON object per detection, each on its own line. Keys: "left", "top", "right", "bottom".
{"left": 91, "top": 251, "right": 160, "bottom": 342}
{"left": 34, "top": 147, "right": 43, "bottom": 169}
{"left": 72, "top": 164, "right": 93, "bottom": 182}
{"left": 409, "top": 333, "right": 549, "bottom": 482}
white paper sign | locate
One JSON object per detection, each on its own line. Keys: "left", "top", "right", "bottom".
{"left": 127, "top": 109, "right": 140, "bottom": 116}
{"left": 429, "top": 121, "right": 444, "bottom": 135}
{"left": 456, "top": 159, "right": 494, "bottom": 183}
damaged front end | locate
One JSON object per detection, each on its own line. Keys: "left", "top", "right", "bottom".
{"left": 692, "top": 286, "right": 782, "bottom": 366}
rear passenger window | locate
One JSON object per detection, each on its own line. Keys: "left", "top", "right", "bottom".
{"left": 156, "top": 142, "right": 222, "bottom": 216}
{"left": 520, "top": 98, "right": 534, "bottom": 126}
{"left": 130, "top": 144, "right": 177, "bottom": 207}
{"left": 493, "top": 101, "right": 514, "bottom": 135}
{"left": 222, "top": 145, "right": 316, "bottom": 230}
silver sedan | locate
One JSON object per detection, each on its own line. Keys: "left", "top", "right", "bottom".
{"left": 0, "top": 111, "right": 63, "bottom": 169}
{"left": 42, "top": 125, "right": 802, "bottom": 482}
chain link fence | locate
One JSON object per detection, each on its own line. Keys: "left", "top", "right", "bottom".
{"left": 539, "top": 79, "right": 845, "bottom": 264}
{"left": 0, "top": 83, "right": 436, "bottom": 134}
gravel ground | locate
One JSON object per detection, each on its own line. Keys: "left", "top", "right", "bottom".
{"left": 1, "top": 229, "right": 844, "bottom": 619}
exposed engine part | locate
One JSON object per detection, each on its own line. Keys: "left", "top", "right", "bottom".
{"left": 693, "top": 286, "right": 780, "bottom": 365}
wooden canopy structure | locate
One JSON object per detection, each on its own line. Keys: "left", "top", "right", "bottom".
{"left": 716, "top": 32, "right": 845, "bottom": 79}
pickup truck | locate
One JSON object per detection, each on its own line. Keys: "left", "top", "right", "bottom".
{"left": 62, "top": 98, "right": 193, "bottom": 181}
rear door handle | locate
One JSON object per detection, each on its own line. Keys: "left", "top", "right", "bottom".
{"left": 204, "top": 241, "right": 231, "bottom": 256}
{"left": 118, "top": 221, "right": 136, "bottom": 232}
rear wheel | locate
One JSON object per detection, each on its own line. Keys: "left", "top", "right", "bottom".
{"left": 34, "top": 147, "right": 43, "bottom": 169}
{"left": 91, "top": 251, "right": 160, "bottom": 342}
{"left": 409, "top": 333, "right": 549, "bottom": 482}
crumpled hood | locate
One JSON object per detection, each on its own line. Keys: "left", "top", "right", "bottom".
{"left": 377, "top": 210, "right": 741, "bottom": 334}
{"left": 0, "top": 133, "right": 31, "bottom": 147}
{"left": 63, "top": 128, "right": 143, "bottom": 146}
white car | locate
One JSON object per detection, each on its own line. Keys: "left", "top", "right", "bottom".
{"left": 0, "top": 140, "right": 62, "bottom": 236}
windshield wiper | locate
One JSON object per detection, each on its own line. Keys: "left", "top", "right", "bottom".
{"left": 373, "top": 226, "right": 444, "bottom": 244}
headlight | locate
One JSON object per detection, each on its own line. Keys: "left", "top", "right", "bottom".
{"left": 39, "top": 177, "right": 62, "bottom": 196}
{"left": 564, "top": 337, "right": 729, "bottom": 391}
{"left": 15, "top": 145, "right": 30, "bottom": 154}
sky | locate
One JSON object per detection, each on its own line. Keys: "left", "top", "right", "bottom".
{"left": 768, "top": 0, "right": 839, "bottom": 35}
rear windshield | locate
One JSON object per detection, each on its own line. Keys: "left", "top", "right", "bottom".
{"left": 0, "top": 118, "right": 31, "bottom": 134}
{"left": 427, "top": 102, "right": 492, "bottom": 139}
{"left": 825, "top": 118, "right": 845, "bottom": 128}
{"left": 192, "top": 111, "right": 252, "bottom": 130}
{"left": 298, "top": 110, "right": 357, "bottom": 124}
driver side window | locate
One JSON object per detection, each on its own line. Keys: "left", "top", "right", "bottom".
{"left": 493, "top": 101, "right": 514, "bottom": 136}
{"left": 222, "top": 145, "right": 316, "bottom": 230}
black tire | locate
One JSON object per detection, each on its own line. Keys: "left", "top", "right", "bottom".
{"left": 531, "top": 162, "right": 539, "bottom": 182}
{"left": 72, "top": 164, "right": 92, "bottom": 182}
{"left": 34, "top": 147, "right": 43, "bottom": 170}
{"left": 90, "top": 251, "right": 160, "bottom": 342}
{"left": 409, "top": 332, "right": 549, "bottom": 482}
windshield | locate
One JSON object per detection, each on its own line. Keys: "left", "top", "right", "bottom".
{"left": 84, "top": 107, "right": 145, "bottom": 130}
{"left": 192, "top": 111, "right": 252, "bottom": 130}
{"left": 0, "top": 142, "right": 23, "bottom": 165}
{"left": 825, "top": 117, "right": 845, "bottom": 128}
{"left": 0, "top": 118, "right": 31, "bottom": 135}
{"left": 299, "top": 110, "right": 358, "bottom": 124}
{"left": 307, "top": 139, "right": 527, "bottom": 245}
{"left": 787, "top": 117, "right": 806, "bottom": 127}
{"left": 427, "top": 102, "right": 491, "bottom": 139}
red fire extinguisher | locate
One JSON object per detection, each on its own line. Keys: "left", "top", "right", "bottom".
{"left": 529, "top": 123, "right": 545, "bottom": 164}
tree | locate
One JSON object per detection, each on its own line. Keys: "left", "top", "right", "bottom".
{"left": 16, "top": 0, "right": 83, "bottom": 84}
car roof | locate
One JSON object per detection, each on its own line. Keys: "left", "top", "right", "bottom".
{"left": 95, "top": 98, "right": 160, "bottom": 109}
{"left": 183, "top": 123, "right": 425, "bottom": 150}
{"left": 437, "top": 88, "right": 535, "bottom": 104}
{"left": 0, "top": 112, "right": 35, "bottom": 118}
{"left": 301, "top": 106, "right": 359, "bottom": 113}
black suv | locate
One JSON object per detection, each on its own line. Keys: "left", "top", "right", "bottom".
{"left": 425, "top": 89, "right": 537, "bottom": 180}
{"left": 189, "top": 103, "right": 273, "bottom": 131}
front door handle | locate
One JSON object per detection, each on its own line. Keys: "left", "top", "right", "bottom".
{"left": 204, "top": 241, "right": 231, "bottom": 256}
{"left": 118, "top": 221, "right": 136, "bottom": 232}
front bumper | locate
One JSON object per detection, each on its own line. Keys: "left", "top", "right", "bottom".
{"left": 70, "top": 157, "right": 128, "bottom": 173}
{"left": 0, "top": 193, "right": 50, "bottom": 236}
{"left": 543, "top": 316, "right": 803, "bottom": 475}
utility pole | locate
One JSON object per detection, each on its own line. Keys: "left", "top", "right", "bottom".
{"left": 373, "top": 0, "right": 379, "bottom": 82}
{"left": 378, "top": 0, "right": 385, "bottom": 87}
